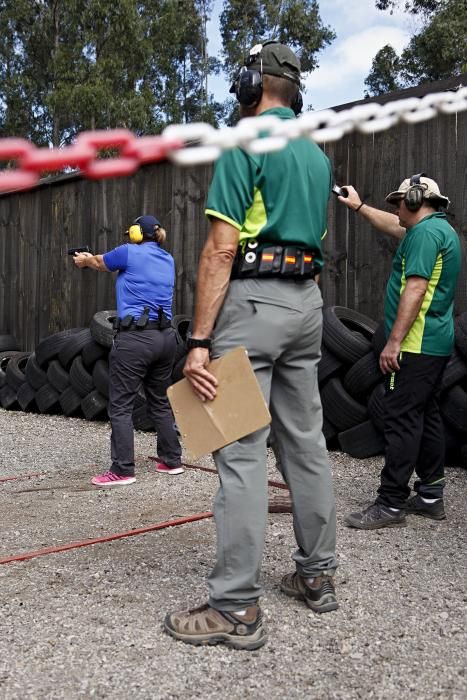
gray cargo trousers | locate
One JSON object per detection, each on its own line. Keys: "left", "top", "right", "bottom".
{"left": 208, "top": 277, "right": 337, "bottom": 611}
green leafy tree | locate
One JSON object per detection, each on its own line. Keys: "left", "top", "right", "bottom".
{"left": 0, "top": 0, "right": 224, "bottom": 147}
{"left": 375, "top": 0, "right": 441, "bottom": 14}
{"left": 219, "top": 0, "right": 335, "bottom": 80}
{"left": 399, "top": 0, "right": 467, "bottom": 83}
{"left": 364, "top": 45, "right": 402, "bottom": 96}
{"left": 366, "top": 0, "right": 467, "bottom": 94}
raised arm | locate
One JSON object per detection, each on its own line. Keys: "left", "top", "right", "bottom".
{"left": 74, "top": 251, "right": 109, "bottom": 271}
{"left": 338, "top": 186, "right": 406, "bottom": 240}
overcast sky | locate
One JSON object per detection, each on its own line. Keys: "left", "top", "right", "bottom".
{"left": 207, "top": 0, "right": 421, "bottom": 111}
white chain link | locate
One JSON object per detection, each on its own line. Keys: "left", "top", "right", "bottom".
{"left": 165, "top": 87, "right": 467, "bottom": 166}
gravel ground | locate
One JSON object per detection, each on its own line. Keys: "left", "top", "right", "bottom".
{"left": 0, "top": 408, "right": 466, "bottom": 700}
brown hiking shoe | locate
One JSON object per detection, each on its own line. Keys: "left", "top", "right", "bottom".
{"left": 280, "top": 572, "right": 338, "bottom": 613}
{"left": 164, "top": 603, "right": 268, "bottom": 650}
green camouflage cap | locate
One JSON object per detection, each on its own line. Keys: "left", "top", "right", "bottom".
{"left": 246, "top": 41, "right": 301, "bottom": 85}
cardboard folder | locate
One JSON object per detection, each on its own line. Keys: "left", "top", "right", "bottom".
{"left": 167, "top": 346, "right": 271, "bottom": 460}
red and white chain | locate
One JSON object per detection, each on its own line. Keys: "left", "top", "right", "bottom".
{"left": 0, "top": 87, "right": 465, "bottom": 193}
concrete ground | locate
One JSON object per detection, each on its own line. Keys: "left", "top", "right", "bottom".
{"left": 0, "top": 409, "right": 466, "bottom": 699}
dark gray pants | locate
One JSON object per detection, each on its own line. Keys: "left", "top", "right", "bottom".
{"left": 109, "top": 328, "right": 181, "bottom": 476}
{"left": 208, "top": 278, "right": 337, "bottom": 611}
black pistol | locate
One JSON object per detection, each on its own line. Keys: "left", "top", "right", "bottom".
{"left": 68, "top": 246, "right": 92, "bottom": 256}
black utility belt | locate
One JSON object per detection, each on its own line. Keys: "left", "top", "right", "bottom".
{"left": 231, "top": 244, "right": 319, "bottom": 280}
{"left": 114, "top": 318, "right": 171, "bottom": 332}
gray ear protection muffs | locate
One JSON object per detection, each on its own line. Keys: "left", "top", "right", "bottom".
{"left": 404, "top": 173, "right": 427, "bottom": 211}
{"left": 230, "top": 41, "right": 303, "bottom": 115}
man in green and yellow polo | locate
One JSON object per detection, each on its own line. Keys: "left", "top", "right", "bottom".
{"left": 338, "top": 174, "right": 461, "bottom": 529}
{"left": 164, "top": 41, "right": 338, "bottom": 650}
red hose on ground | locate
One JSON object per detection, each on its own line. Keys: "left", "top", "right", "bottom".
{"left": 0, "top": 512, "right": 213, "bottom": 565}
{"left": 0, "top": 472, "right": 46, "bottom": 483}
{"left": 0, "top": 457, "right": 288, "bottom": 565}
{"left": 146, "top": 457, "right": 290, "bottom": 491}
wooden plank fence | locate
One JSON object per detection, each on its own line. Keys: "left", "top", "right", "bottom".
{"left": 1, "top": 89, "right": 466, "bottom": 351}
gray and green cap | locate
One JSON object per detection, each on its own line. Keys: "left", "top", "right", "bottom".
{"left": 245, "top": 41, "right": 301, "bottom": 86}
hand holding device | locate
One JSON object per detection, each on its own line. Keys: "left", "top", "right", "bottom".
{"left": 67, "top": 246, "right": 92, "bottom": 256}
{"left": 332, "top": 184, "right": 349, "bottom": 198}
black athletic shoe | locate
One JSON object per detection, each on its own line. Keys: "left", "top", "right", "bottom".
{"left": 345, "top": 502, "right": 407, "bottom": 530}
{"left": 406, "top": 495, "right": 446, "bottom": 521}
{"left": 280, "top": 572, "right": 338, "bottom": 613}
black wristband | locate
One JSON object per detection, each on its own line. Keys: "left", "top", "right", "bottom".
{"left": 355, "top": 201, "right": 365, "bottom": 212}
{"left": 186, "top": 337, "right": 212, "bottom": 351}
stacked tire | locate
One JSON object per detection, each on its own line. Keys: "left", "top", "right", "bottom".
{"left": 1, "top": 309, "right": 467, "bottom": 466}
{"left": 319, "top": 307, "right": 385, "bottom": 458}
{"left": 0, "top": 310, "right": 187, "bottom": 432}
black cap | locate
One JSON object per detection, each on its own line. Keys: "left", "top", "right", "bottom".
{"left": 134, "top": 215, "right": 161, "bottom": 237}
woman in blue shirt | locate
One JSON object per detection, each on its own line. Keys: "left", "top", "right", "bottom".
{"left": 74, "top": 215, "right": 182, "bottom": 486}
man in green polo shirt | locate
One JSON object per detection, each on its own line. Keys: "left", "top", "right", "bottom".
{"left": 164, "top": 41, "right": 338, "bottom": 650}
{"left": 337, "top": 175, "right": 461, "bottom": 530}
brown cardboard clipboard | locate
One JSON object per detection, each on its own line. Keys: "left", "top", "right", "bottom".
{"left": 167, "top": 346, "right": 271, "bottom": 460}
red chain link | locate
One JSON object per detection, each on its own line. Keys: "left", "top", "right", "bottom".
{"left": 0, "top": 130, "right": 183, "bottom": 194}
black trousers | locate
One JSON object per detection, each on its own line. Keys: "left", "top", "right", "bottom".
{"left": 376, "top": 352, "right": 449, "bottom": 509}
{"left": 109, "top": 327, "right": 181, "bottom": 476}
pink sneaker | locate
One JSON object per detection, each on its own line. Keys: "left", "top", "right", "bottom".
{"left": 154, "top": 462, "right": 184, "bottom": 475}
{"left": 91, "top": 470, "right": 136, "bottom": 487}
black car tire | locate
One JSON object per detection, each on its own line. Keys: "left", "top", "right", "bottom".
{"left": 322, "top": 417, "right": 338, "bottom": 443}
{"left": 172, "top": 315, "right": 192, "bottom": 346}
{"left": 441, "top": 349, "right": 467, "bottom": 392}
{"left": 322, "top": 306, "right": 377, "bottom": 363}
{"left": 338, "top": 419, "right": 385, "bottom": 459}
{"left": 133, "top": 403, "right": 154, "bottom": 431}
{"left": 320, "top": 377, "right": 368, "bottom": 431}
{"left": 318, "top": 346, "right": 343, "bottom": 387}
{"left": 0, "top": 351, "right": 23, "bottom": 373}
{"left": 35, "top": 328, "right": 85, "bottom": 368}
{"left": 0, "top": 334, "right": 19, "bottom": 352}
{"left": 59, "top": 386, "right": 83, "bottom": 417}
{"left": 47, "top": 359, "right": 71, "bottom": 393}
{"left": 371, "top": 321, "right": 386, "bottom": 357}
{"left": 58, "top": 328, "right": 93, "bottom": 369}
{"left": 90, "top": 310, "right": 117, "bottom": 348}
{"left": 25, "top": 353, "right": 48, "bottom": 390}
{"left": 17, "top": 382, "right": 37, "bottom": 412}
{"left": 35, "top": 383, "right": 60, "bottom": 414}
{"left": 81, "top": 340, "right": 109, "bottom": 369}
{"left": 81, "top": 389, "right": 108, "bottom": 420}
{"left": 440, "top": 384, "right": 467, "bottom": 434}
{"left": 92, "top": 359, "right": 110, "bottom": 399}
{"left": 343, "top": 351, "right": 383, "bottom": 397}
{"left": 454, "top": 312, "right": 467, "bottom": 361}
{"left": 0, "top": 384, "right": 19, "bottom": 409}
{"left": 5, "top": 352, "right": 30, "bottom": 391}
{"left": 368, "top": 383, "right": 386, "bottom": 433}
{"left": 70, "top": 356, "right": 94, "bottom": 397}
{"left": 171, "top": 353, "right": 187, "bottom": 384}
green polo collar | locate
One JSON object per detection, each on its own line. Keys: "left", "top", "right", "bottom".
{"left": 257, "top": 107, "right": 296, "bottom": 120}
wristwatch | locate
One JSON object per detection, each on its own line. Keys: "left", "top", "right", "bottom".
{"left": 186, "top": 336, "right": 212, "bottom": 351}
